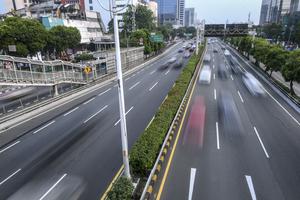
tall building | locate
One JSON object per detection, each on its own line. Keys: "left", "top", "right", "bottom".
{"left": 184, "top": 7, "right": 194, "bottom": 27}
{"left": 148, "top": 0, "right": 158, "bottom": 26}
{"left": 0, "top": 0, "right": 28, "bottom": 14}
{"left": 157, "top": 0, "right": 185, "bottom": 26}
{"left": 259, "top": 0, "right": 271, "bottom": 25}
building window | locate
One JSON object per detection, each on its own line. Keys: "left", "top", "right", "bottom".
{"left": 89, "top": 0, "right": 93, "bottom": 4}
{"left": 24, "top": 0, "right": 27, "bottom": 3}
{"left": 90, "top": 6, "right": 93, "bottom": 10}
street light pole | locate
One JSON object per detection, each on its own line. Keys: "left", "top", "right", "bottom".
{"left": 112, "top": 0, "right": 131, "bottom": 179}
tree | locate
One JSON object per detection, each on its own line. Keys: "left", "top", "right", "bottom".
{"left": 157, "top": 23, "right": 173, "bottom": 40}
{"left": 262, "top": 23, "right": 282, "bottom": 41}
{"left": 47, "top": 26, "right": 81, "bottom": 56}
{"left": 252, "top": 38, "right": 270, "bottom": 64}
{"left": 282, "top": 50, "right": 300, "bottom": 95}
{"left": 108, "top": 19, "right": 114, "bottom": 34}
{"left": 0, "top": 17, "right": 48, "bottom": 57}
{"left": 186, "top": 26, "right": 196, "bottom": 37}
{"left": 265, "top": 46, "right": 287, "bottom": 77}
{"left": 238, "top": 36, "right": 252, "bottom": 57}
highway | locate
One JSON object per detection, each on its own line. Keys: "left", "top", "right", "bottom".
{"left": 0, "top": 42, "right": 192, "bottom": 199}
{"left": 156, "top": 39, "right": 300, "bottom": 200}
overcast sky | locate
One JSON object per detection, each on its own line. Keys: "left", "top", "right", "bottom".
{"left": 186, "top": 0, "right": 262, "bottom": 24}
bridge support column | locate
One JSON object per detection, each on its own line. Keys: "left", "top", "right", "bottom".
{"left": 53, "top": 85, "right": 59, "bottom": 97}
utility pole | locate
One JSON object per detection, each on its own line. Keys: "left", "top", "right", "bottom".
{"left": 196, "top": 24, "right": 199, "bottom": 55}
{"left": 132, "top": 3, "right": 136, "bottom": 31}
{"left": 112, "top": 0, "right": 131, "bottom": 179}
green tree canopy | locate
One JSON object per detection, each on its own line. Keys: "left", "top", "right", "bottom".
{"left": 265, "top": 46, "right": 287, "bottom": 76}
{"left": 282, "top": 50, "right": 300, "bottom": 95}
{"left": 0, "top": 17, "right": 48, "bottom": 56}
{"left": 262, "top": 23, "right": 283, "bottom": 41}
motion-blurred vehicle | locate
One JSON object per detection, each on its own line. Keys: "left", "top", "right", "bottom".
{"left": 199, "top": 65, "right": 212, "bottom": 84}
{"left": 183, "top": 52, "right": 190, "bottom": 58}
{"left": 218, "top": 91, "right": 243, "bottom": 136}
{"left": 213, "top": 49, "right": 218, "bottom": 53}
{"left": 161, "top": 56, "right": 177, "bottom": 69}
{"left": 178, "top": 48, "right": 184, "bottom": 53}
{"left": 217, "top": 63, "right": 228, "bottom": 79}
{"left": 242, "top": 72, "right": 266, "bottom": 96}
{"left": 203, "top": 54, "right": 211, "bottom": 62}
{"left": 174, "top": 56, "right": 183, "bottom": 68}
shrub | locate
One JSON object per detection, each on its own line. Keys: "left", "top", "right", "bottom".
{"left": 107, "top": 177, "right": 134, "bottom": 200}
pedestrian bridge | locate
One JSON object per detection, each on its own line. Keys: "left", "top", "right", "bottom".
{"left": 0, "top": 55, "right": 99, "bottom": 87}
{"left": 204, "top": 23, "right": 249, "bottom": 37}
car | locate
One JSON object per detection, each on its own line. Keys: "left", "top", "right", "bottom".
{"left": 183, "top": 52, "right": 190, "bottom": 58}
{"left": 203, "top": 54, "right": 211, "bottom": 62}
{"left": 178, "top": 48, "right": 184, "bottom": 53}
{"left": 213, "top": 49, "right": 218, "bottom": 53}
{"left": 174, "top": 56, "right": 183, "bottom": 68}
{"left": 218, "top": 91, "right": 243, "bottom": 136}
{"left": 199, "top": 66, "right": 212, "bottom": 84}
{"left": 242, "top": 72, "right": 266, "bottom": 96}
{"left": 168, "top": 56, "right": 177, "bottom": 64}
{"left": 217, "top": 63, "right": 228, "bottom": 79}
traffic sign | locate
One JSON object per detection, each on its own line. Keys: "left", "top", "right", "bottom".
{"left": 150, "top": 35, "right": 163, "bottom": 42}
{"left": 84, "top": 66, "right": 92, "bottom": 74}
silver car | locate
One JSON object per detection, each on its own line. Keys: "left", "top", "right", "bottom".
{"left": 242, "top": 72, "right": 266, "bottom": 96}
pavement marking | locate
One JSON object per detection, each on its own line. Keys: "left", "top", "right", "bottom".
{"left": 25, "top": 102, "right": 30, "bottom": 106}
{"left": 0, "top": 141, "right": 21, "bottom": 154}
{"left": 188, "top": 168, "right": 197, "bottom": 200}
{"left": 34, "top": 100, "right": 38, "bottom": 102}
{"left": 213, "top": 73, "right": 216, "bottom": 80}
{"left": 245, "top": 175, "right": 257, "bottom": 200}
{"left": 63, "top": 107, "right": 79, "bottom": 117}
{"left": 39, "top": 174, "right": 67, "bottom": 200}
{"left": 213, "top": 64, "right": 215, "bottom": 69}
{"left": 84, "top": 105, "right": 108, "bottom": 124}
{"left": 237, "top": 90, "right": 244, "bottom": 103}
{"left": 83, "top": 97, "right": 95, "bottom": 105}
{"left": 132, "top": 73, "right": 136, "bottom": 77}
{"left": 165, "top": 69, "right": 170, "bottom": 75}
{"left": 98, "top": 88, "right": 111, "bottom": 96}
{"left": 114, "top": 106, "right": 134, "bottom": 126}
{"left": 7, "top": 109, "right": 13, "bottom": 113}
{"left": 41, "top": 97, "right": 46, "bottom": 100}
{"left": 0, "top": 168, "right": 21, "bottom": 186}
{"left": 231, "top": 75, "right": 234, "bottom": 80}
{"left": 149, "top": 82, "right": 159, "bottom": 91}
{"left": 216, "top": 122, "right": 220, "bottom": 150}
{"left": 100, "top": 165, "right": 124, "bottom": 200}
{"left": 150, "top": 70, "right": 156, "bottom": 75}
{"left": 33, "top": 121, "right": 55, "bottom": 134}
{"left": 17, "top": 106, "right": 22, "bottom": 109}
{"left": 129, "top": 81, "right": 140, "bottom": 90}
{"left": 114, "top": 84, "right": 118, "bottom": 87}
{"left": 253, "top": 126, "right": 270, "bottom": 158}
{"left": 214, "top": 88, "right": 217, "bottom": 100}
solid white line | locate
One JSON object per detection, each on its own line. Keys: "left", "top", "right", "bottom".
{"left": 98, "top": 88, "right": 111, "bottom": 96}
{"left": 0, "top": 141, "right": 20, "bottom": 154}
{"left": 214, "top": 89, "right": 217, "bottom": 100}
{"left": 39, "top": 174, "right": 67, "bottom": 200}
{"left": 263, "top": 88, "right": 300, "bottom": 127}
{"left": 213, "top": 73, "right": 216, "bottom": 80}
{"left": 84, "top": 105, "right": 108, "bottom": 123}
{"left": 188, "top": 168, "right": 197, "bottom": 200}
{"left": 0, "top": 169, "right": 21, "bottom": 186}
{"left": 33, "top": 121, "right": 55, "bottom": 134}
{"left": 245, "top": 175, "right": 257, "bottom": 200}
{"left": 129, "top": 81, "right": 140, "bottom": 90}
{"left": 83, "top": 97, "right": 95, "bottom": 105}
{"left": 231, "top": 75, "right": 234, "bottom": 80}
{"left": 253, "top": 127, "right": 270, "bottom": 158}
{"left": 237, "top": 91, "right": 244, "bottom": 103}
{"left": 63, "top": 107, "right": 79, "bottom": 117}
{"left": 216, "top": 122, "right": 220, "bottom": 150}
{"left": 149, "top": 82, "right": 159, "bottom": 91}
{"left": 114, "top": 106, "right": 134, "bottom": 126}
{"left": 165, "top": 69, "right": 170, "bottom": 75}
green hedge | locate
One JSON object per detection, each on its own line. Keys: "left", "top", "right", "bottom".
{"left": 129, "top": 46, "right": 204, "bottom": 177}
{"left": 107, "top": 177, "right": 134, "bottom": 200}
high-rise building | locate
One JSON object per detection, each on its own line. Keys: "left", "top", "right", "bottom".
{"left": 157, "top": 0, "right": 185, "bottom": 26}
{"left": 0, "top": 0, "right": 29, "bottom": 14}
{"left": 148, "top": 0, "right": 158, "bottom": 26}
{"left": 184, "top": 7, "right": 194, "bottom": 27}
{"left": 259, "top": 0, "right": 271, "bottom": 25}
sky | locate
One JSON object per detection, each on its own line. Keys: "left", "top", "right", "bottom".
{"left": 186, "top": 0, "right": 262, "bottom": 24}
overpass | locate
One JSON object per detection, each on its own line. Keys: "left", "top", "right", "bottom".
{"left": 204, "top": 23, "right": 249, "bottom": 37}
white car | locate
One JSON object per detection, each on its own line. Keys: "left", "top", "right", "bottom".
{"left": 203, "top": 54, "right": 211, "bottom": 62}
{"left": 199, "top": 66, "right": 212, "bottom": 84}
{"left": 242, "top": 72, "right": 266, "bottom": 96}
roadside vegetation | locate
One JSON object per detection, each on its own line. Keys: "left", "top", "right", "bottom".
{"left": 107, "top": 45, "right": 204, "bottom": 199}
{"left": 227, "top": 37, "right": 300, "bottom": 96}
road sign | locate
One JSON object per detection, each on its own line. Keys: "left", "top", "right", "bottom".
{"left": 84, "top": 66, "right": 92, "bottom": 74}
{"left": 150, "top": 35, "right": 163, "bottom": 42}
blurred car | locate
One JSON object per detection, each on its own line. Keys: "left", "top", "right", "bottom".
{"left": 183, "top": 52, "right": 190, "bottom": 58}
{"left": 218, "top": 91, "right": 243, "bottom": 136}
{"left": 242, "top": 72, "right": 266, "bottom": 96}
{"left": 213, "top": 49, "right": 218, "bottom": 53}
{"left": 178, "top": 48, "right": 184, "bottom": 53}
{"left": 174, "top": 56, "right": 183, "bottom": 68}
{"left": 199, "top": 66, "right": 212, "bottom": 84}
{"left": 217, "top": 63, "right": 228, "bottom": 79}
{"left": 203, "top": 54, "right": 211, "bottom": 62}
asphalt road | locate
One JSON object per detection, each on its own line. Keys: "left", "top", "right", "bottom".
{"left": 0, "top": 41, "right": 193, "bottom": 199}
{"left": 157, "top": 39, "right": 300, "bottom": 200}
